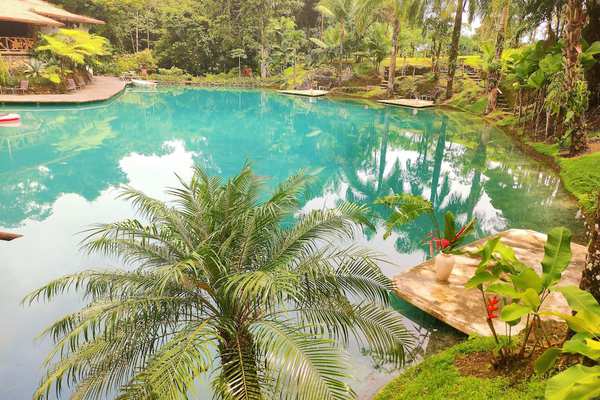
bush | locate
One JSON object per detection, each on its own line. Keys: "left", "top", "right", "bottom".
{"left": 114, "top": 49, "right": 157, "bottom": 74}
{"left": 0, "top": 55, "right": 9, "bottom": 85}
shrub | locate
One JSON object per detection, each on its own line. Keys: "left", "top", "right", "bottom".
{"left": 114, "top": 49, "right": 157, "bottom": 74}
{"left": 0, "top": 55, "right": 9, "bottom": 85}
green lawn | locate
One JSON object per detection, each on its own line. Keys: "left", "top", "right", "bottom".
{"left": 374, "top": 337, "right": 546, "bottom": 400}
{"left": 528, "top": 142, "right": 600, "bottom": 211}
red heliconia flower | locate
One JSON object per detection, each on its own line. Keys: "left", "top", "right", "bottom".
{"left": 486, "top": 296, "right": 500, "bottom": 320}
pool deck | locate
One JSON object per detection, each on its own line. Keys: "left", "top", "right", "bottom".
{"left": 277, "top": 89, "right": 329, "bottom": 97}
{"left": 393, "top": 229, "right": 587, "bottom": 336}
{"left": 0, "top": 76, "right": 127, "bottom": 104}
{"left": 378, "top": 98, "right": 434, "bottom": 108}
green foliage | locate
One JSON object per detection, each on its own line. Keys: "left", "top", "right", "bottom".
{"left": 35, "top": 29, "right": 111, "bottom": 70}
{"left": 0, "top": 55, "right": 10, "bottom": 86}
{"left": 23, "top": 59, "right": 62, "bottom": 85}
{"left": 267, "top": 17, "right": 306, "bottom": 74}
{"left": 557, "top": 150, "right": 600, "bottom": 212}
{"left": 374, "top": 337, "right": 546, "bottom": 400}
{"left": 114, "top": 49, "right": 157, "bottom": 73}
{"left": 466, "top": 227, "right": 572, "bottom": 354}
{"left": 537, "top": 286, "right": 600, "bottom": 400}
{"left": 374, "top": 194, "right": 433, "bottom": 239}
{"left": 25, "top": 165, "right": 413, "bottom": 400}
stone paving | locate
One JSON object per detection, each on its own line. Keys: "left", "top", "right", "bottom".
{"left": 0, "top": 76, "right": 127, "bottom": 104}
{"left": 393, "top": 229, "right": 587, "bottom": 336}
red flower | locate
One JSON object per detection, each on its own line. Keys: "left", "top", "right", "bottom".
{"left": 440, "top": 238, "right": 450, "bottom": 249}
{"left": 486, "top": 296, "right": 500, "bottom": 320}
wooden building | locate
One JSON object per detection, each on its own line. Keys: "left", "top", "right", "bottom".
{"left": 0, "top": 0, "right": 104, "bottom": 56}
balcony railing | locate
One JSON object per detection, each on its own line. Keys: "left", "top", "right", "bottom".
{"left": 0, "top": 36, "right": 35, "bottom": 55}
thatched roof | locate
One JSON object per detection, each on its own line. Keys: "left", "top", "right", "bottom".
{"left": 0, "top": 0, "right": 105, "bottom": 27}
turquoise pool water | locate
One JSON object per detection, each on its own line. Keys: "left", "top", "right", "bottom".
{"left": 0, "top": 87, "right": 582, "bottom": 398}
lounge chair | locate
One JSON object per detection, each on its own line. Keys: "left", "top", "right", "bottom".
{"left": 5, "top": 80, "right": 29, "bottom": 94}
{"left": 66, "top": 78, "right": 78, "bottom": 91}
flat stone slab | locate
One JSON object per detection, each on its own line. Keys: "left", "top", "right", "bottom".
{"left": 277, "top": 89, "right": 329, "bottom": 97}
{"left": 393, "top": 229, "right": 587, "bottom": 336}
{"left": 0, "top": 76, "right": 127, "bottom": 104}
{"left": 378, "top": 98, "right": 434, "bottom": 108}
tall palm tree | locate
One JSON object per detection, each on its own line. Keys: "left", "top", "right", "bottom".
{"left": 446, "top": 0, "right": 479, "bottom": 98}
{"left": 25, "top": 164, "right": 413, "bottom": 400}
{"left": 366, "top": 0, "right": 425, "bottom": 95}
{"left": 316, "top": 0, "right": 364, "bottom": 82}
{"left": 484, "top": 0, "right": 512, "bottom": 113}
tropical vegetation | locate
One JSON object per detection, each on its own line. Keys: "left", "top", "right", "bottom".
{"left": 25, "top": 165, "right": 414, "bottom": 400}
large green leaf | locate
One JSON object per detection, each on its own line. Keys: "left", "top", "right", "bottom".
{"left": 527, "top": 69, "right": 546, "bottom": 89}
{"left": 500, "top": 303, "right": 532, "bottom": 322}
{"left": 521, "top": 288, "right": 541, "bottom": 309}
{"left": 511, "top": 267, "right": 543, "bottom": 293}
{"left": 541, "top": 227, "right": 572, "bottom": 287}
{"left": 546, "top": 365, "right": 600, "bottom": 400}
{"left": 443, "top": 212, "right": 456, "bottom": 241}
{"left": 465, "top": 271, "right": 496, "bottom": 289}
{"left": 486, "top": 283, "right": 522, "bottom": 298}
{"left": 541, "top": 310, "right": 600, "bottom": 334}
{"left": 553, "top": 285, "right": 600, "bottom": 315}
{"left": 534, "top": 347, "right": 561, "bottom": 374}
{"left": 563, "top": 333, "right": 600, "bottom": 361}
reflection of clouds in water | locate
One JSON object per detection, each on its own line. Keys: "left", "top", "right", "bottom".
{"left": 119, "top": 140, "right": 197, "bottom": 201}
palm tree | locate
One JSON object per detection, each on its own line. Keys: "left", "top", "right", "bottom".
{"left": 446, "top": 0, "right": 474, "bottom": 98}
{"left": 25, "top": 164, "right": 414, "bottom": 400}
{"left": 366, "top": 0, "right": 425, "bottom": 95}
{"left": 563, "top": 0, "right": 588, "bottom": 155}
{"left": 484, "top": 0, "right": 512, "bottom": 113}
{"left": 316, "top": 0, "right": 365, "bottom": 82}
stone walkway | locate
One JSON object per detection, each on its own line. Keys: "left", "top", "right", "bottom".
{"left": 278, "top": 89, "right": 329, "bottom": 97}
{"left": 0, "top": 76, "right": 127, "bottom": 104}
{"left": 378, "top": 98, "right": 434, "bottom": 108}
{"left": 393, "top": 229, "right": 587, "bottom": 336}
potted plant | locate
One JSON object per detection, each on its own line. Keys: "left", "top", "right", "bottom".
{"left": 426, "top": 212, "right": 476, "bottom": 282}
{"left": 374, "top": 194, "right": 476, "bottom": 282}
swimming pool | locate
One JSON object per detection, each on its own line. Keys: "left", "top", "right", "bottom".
{"left": 0, "top": 87, "right": 582, "bottom": 398}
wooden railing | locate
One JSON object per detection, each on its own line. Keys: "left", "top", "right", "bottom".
{"left": 0, "top": 36, "right": 35, "bottom": 54}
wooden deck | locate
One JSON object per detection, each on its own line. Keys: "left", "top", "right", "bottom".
{"left": 277, "top": 89, "right": 329, "bottom": 97}
{"left": 393, "top": 229, "right": 587, "bottom": 336}
{"left": 0, "top": 76, "right": 127, "bottom": 104}
{"left": 378, "top": 98, "right": 434, "bottom": 108}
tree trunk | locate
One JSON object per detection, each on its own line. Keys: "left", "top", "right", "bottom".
{"left": 135, "top": 11, "right": 140, "bottom": 53}
{"left": 485, "top": 0, "right": 511, "bottom": 114}
{"left": 339, "top": 22, "right": 345, "bottom": 83}
{"left": 581, "top": 192, "right": 600, "bottom": 302}
{"left": 564, "top": 0, "right": 588, "bottom": 155}
{"left": 388, "top": 18, "right": 400, "bottom": 95}
{"left": 446, "top": 0, "right": 465, "bottom": 99}
{"left": 260, "top": 16, "right": 268, "bottom": 79}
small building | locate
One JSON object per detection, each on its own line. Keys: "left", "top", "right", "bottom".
{"left": 0, "top": 0, "right": 104, "bottom": 57}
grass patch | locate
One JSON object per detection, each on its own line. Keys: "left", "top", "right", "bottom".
{"left": 458, "top": 55, "right": 483, "bottom": 69}
{"left": 526, "top": 141, "right": 600, "bottom": 211}
{"left": 374, "top": 337, "right": 545, "bottom": 400}
{"left": 529, "top": 142, "right": 559, "bottom": 158}
{"left": 558, "top": 152, "right": 600, "bottom": 211}
{"left": 382, "top": 57, "right": 432, "bottom": 68}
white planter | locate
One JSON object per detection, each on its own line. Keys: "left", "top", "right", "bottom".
{"left": 435, "top": 253, "right": 455, "bottom": 282}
